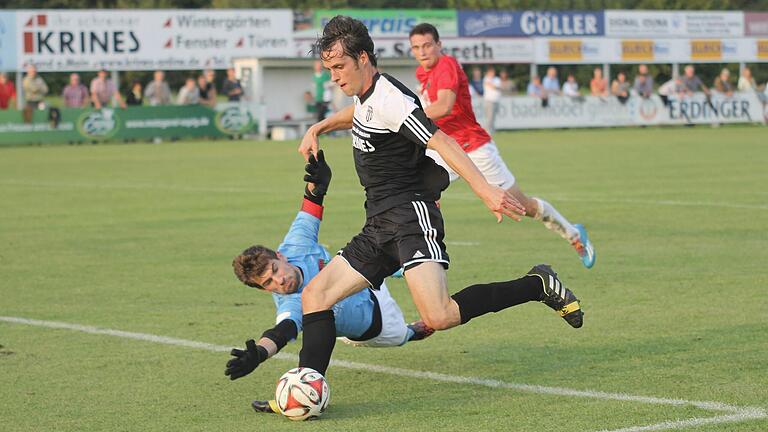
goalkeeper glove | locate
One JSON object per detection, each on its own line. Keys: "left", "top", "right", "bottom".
{"left": 304, "top": 149, "right": 332, "bottom": 199}
{"left": 225, "top": 339, "right": 268, "bottom": 381}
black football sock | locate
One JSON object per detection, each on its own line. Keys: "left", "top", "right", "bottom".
{"left": 451, "top": 275, "right": 542, "bottom": 325}
{"left": 298, "top": 310, "right": 336, "bottom": 376}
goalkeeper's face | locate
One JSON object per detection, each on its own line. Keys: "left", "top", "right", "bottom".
{"left": 254, "top": 254, "right": 303, "bottom": 294}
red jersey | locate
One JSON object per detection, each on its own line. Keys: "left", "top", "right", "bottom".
{"left": 0, "top": 81, "right": 16, "bottom": 109}
{"left": 416, "top": 55, "right": 491, "bottom": 152}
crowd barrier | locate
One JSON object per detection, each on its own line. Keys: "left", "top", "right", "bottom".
{"left": 474, "top": 92, "right": 768, "bottom": 130}
{"left": 0, "top": 103, "right": 257, "bottom": 146}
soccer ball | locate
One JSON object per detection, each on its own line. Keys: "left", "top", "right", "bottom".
{"left": 275, "top": 367, "right": 330, "bottom": 421}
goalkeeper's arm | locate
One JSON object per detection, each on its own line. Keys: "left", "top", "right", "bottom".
{"left": 225, "top": 320, "right": 298, "bottom": 381}
{"left": 258, "top": 319, "right": 299, "bottom": 358}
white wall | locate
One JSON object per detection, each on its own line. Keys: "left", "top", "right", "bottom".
{"left": 249, "top": 60, "right": 421, "bottom": 122}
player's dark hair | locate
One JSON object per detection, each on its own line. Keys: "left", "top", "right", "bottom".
{"left": 409, "top": 23, "right": 440, "bottom": 42}
{"left": 232, "top": 245, "right": 278, "bottom": 289}
{"left": 316, "top": 15, "right": 378, "bottom": 67}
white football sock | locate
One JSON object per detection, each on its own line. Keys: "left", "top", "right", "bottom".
{"left": 533, "top": 197, "right": 579, "bottom": 242}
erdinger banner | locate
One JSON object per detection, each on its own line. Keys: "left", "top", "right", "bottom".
{"left": 16, "top": 9, "right": 293, "bottom": 71}
{"left": 665, "top": 93, "right": 766, "bottom": 125}
{"left": 473, "top": 93, "right": 765, "bottom": 130}
{"left": 458, "top": 10, "right": 604, "bottom": 37}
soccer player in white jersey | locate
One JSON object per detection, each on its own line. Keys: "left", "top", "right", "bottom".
{"left": 293, "top": 16, "right": 585, "bottom": 386}
{"left": 226, "top": 151, "right": 433, "bottom": 414}
{"left": 409, "top": 23, "right": 595, "bottom": 269}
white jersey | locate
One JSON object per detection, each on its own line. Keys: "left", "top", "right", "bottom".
{"left": 338, "top": 282, "right": 410, "bottom": 348}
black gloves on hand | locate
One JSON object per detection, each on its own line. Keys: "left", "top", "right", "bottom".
{"left": 304, "top": 149, "right": 332, "bottom": 198}
{"left": 225, "top": 339, "right": 268, "bottom": 381}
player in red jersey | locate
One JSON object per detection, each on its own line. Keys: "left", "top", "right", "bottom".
{"left": 409, "top": 23, "right": 595, "bottom": 269}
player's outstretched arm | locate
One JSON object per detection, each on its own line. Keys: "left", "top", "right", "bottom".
{"left": 423, "top": 89, "right": 457, "bottom": 120}
{"left": 225, "top": 319, "right": 298, "bottom": 380}
{"left": 298, "top": 104, "right": 355, "bottom": 160}
{"left": 427, "top": 130, "right": 525, "bottom": 222}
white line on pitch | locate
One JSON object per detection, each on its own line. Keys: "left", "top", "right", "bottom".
{"left": 1, "top": 316, "right": 765, "bottom": 431}
{"left": 598, "top": 410, "right": 768, "bottom": 432}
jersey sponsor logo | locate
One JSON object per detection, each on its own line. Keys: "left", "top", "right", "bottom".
{"left": 351, "top": 125, "right": 376, "bottom": 153}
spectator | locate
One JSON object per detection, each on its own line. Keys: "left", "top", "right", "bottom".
{"left": 22, "top": 64, "right": 48, "bottom": 109}
{"left": 542, "top": 66, "right": 561, "bottom": 96}
{"left": 0, "top": 72, "right": 17, "bottom": 110}
{"left": 126, "top": 80, "right": 143, "bottom": 106}
{"left": 611, "top": 71, "right": 631, "bottom": 104}
{"left": 590, "top": 67, "right": 608, "bottom": 98}
{"left": 527, "top": 75, "right": 548, "bottom": 107}
{"left": 144, "top": 70, "right": 172, "bottom": 106}
{"left": 633, "top": 64, "right": 654, "bottom": 99}
{"left": 322, "top": 76, "right": 335, "bottom": 116}
{"left": 303, "top": 90, "right": 315, "bottom": 115}
{"left": 658, "top": 77, "right": 684, "bottom": 107}
{"left": 562, "top": 73, "right": 583, "bottom": 102}
{"left": 22, "top": 64, "right": 47, "bottom": 123}
{"left": 90, "top": 69, "right": 126, "bottom": 109}
{"left": 681, "top": 65, "right": 710, "bottom": 96}
{"left": 469, "top": 66, "right": 484, "bottom": 96}
{"left": 737, "top": 67, "right": 767, "bottom": 104}
{"left": 198, "top": 74, "right": 216, "bottom": 107}
{"left": 177, "top": 77, "right": 200, "bottom": 105}
{"left": 498, "top": 69, "right": 516, "bottom": 95}
{"left": 222, "top": 67, "right": 243, "bottom": 102}
{"left": 311, "top": 60, "right": 331, "bottom": 121}
{"left": 713, "top": 68, "right": 734, "bottom": 97}
{"left": 62, "top": 73, "right": 89, "bottom": 108}
{"left": 204, "top": 69, "right": 218, "bottom": 98}
{"left": 482, "top": 67, "right": 501, "bottom": 134}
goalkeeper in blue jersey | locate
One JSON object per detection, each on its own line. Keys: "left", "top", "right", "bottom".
{"left": 226, "top": 150, "right": 433, "bottom": 413}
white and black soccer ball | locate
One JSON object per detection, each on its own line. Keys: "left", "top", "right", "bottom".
{"left": 275, "top": 367, "right": 330, "bottom": 421}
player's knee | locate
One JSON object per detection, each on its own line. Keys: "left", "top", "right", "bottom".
{"left": 523, "top": 196, "right": 539, "bottom": 217}
{"left": 301, "top": 283, "right": 331, "bottom": 312}
{"left": 421, "top": 310, "right": 457, "bottom": 330}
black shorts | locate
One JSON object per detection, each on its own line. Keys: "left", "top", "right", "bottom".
{"left": 338, "top": 200, "right": 449, "bottom": 289}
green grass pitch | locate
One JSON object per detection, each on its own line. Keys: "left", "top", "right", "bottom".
{"left": 1, "top": 126, "right": 766, "bottom": 431}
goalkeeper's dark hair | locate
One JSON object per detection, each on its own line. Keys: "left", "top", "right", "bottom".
{"left": 232, "top": 245, "right": 278, "bottom": 289}
{"left": 409, "top": 23, "right": 440, "bottom": 42}
{"left": 316, "top": 15, "right": 377, "bottom": 67}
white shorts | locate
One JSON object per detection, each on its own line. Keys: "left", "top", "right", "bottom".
{"left": 338, "top": 282, "right": 410, "bottom": 348}
{"left": 426, "top": 140, "right": 516, "bottom": 190}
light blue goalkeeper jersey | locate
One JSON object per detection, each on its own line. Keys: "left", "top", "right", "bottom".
{"left": 273, "top": 210, "right": 374, "bottom": 340}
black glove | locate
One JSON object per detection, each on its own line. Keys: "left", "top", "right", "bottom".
{"left": 304, "top": 149, "right": 332, "bottom": 198}
{"left": 225, "top": 339, "right": 268, "bottom": 381}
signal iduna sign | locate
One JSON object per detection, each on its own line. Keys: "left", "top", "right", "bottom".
{"left": 16, "top": 9, "right": 293, "bottom": 72}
